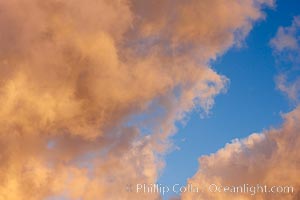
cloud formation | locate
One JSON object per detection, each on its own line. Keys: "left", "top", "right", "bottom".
{"left": 0, "top": 0, "right": 273, "bottom": 199}
{"left": 182, "top": 15, "right": 300, "bottom": 200}
{"left": 271, "top": 16, "right": 300, "bottom": 102}
{"left": 182, "top": 106, "right": 300, "bottom": 200}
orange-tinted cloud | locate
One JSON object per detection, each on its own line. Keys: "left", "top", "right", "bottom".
{"left": 0, "top": 0, "right": 272, "bottom": 199}
{"left": 271, "top": 16, "right": 300, "bottom": 102}
{"left": 182, "top": 106, "right": 300, "bottom": 200}
{"left": 270, "top": 16, "right": 300, "bottom": 52}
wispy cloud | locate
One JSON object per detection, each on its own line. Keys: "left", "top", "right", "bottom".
{"left": 271, "top": 16, "right": 300, "bottom": 102}
{"left": 270, "top": 16, "right": 300, "bottom": 52}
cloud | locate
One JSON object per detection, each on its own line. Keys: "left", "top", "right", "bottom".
{"left": 182, "top": 106, "right": 300, "bottom": 200}
{"left": 270, "top": 16, "right": 300, "bottom": 52}
{"left": 0, "top": 0, "right": 273, "bottom": 199}
{"left": 270, "top": 16, "right": 300, "bottom": 102}
{"left": 276, "top": 73, "right": 300, "bottom": 102}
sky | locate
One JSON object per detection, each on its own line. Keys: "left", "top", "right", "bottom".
{"left": 0, "top": 0, "right": 299, "bottom": 200}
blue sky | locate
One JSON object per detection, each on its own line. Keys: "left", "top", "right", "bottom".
{"left": 159, "top": 0, "right": 300, "bottom": 199}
